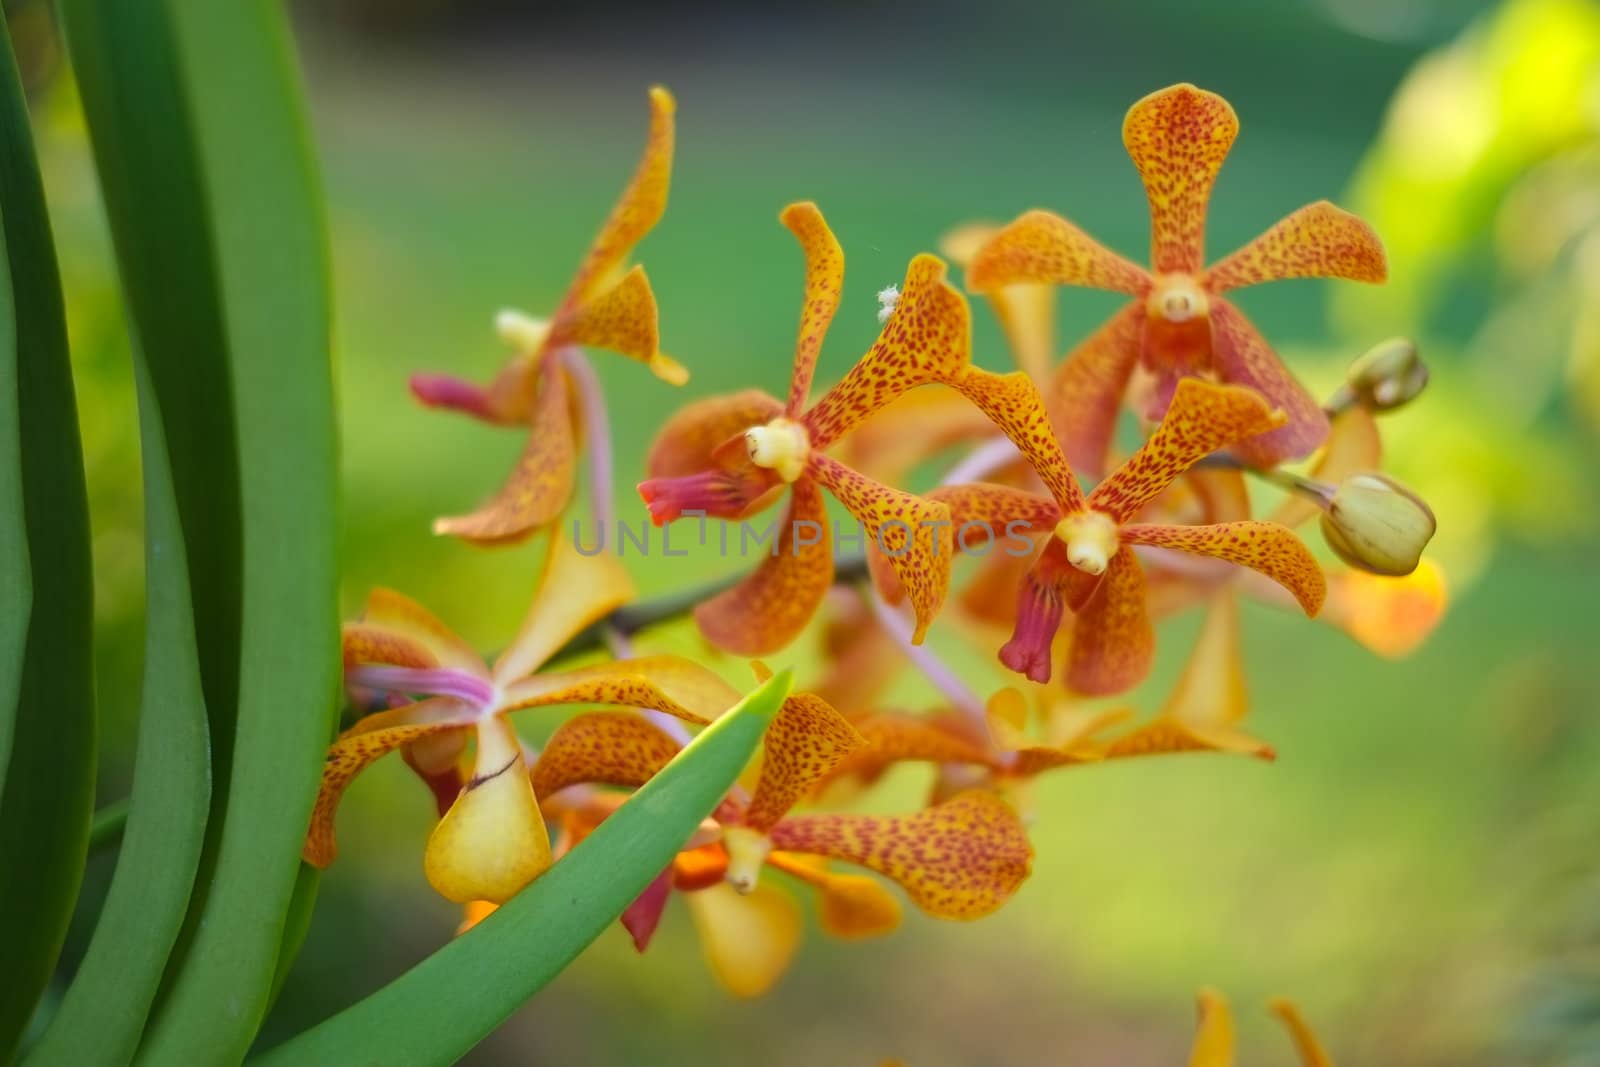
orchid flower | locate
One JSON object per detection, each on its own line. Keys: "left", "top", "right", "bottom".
{"left": 302, "top": 529, "right": 740, "bottom": 903}
{"left": 969, "top": 83, "right": 1388, "bottom": 473}
{"left": 411, "top": 87, "right": 686, "bottom": 544}
{"left": 638, "top": 203, "right": 981, "bottom": 654}
{"left": 935, "top": 373, "right": 1325, "bottom": 694}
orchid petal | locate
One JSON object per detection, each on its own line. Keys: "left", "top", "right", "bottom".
{"left": 345, "top": 588, "right": 487, "bottom": 677}
{"left": 620, "top": 867, "right": 675, "bottom": 952}
{"left": 1269, "top": 998, "right": 1336, "bottom": 1067}
{"left": 1123, "top": 84, "right": 1238, "bottom": 273}
{"left": 1320, "top": 558, "right": 1447, "bottom": 658}
{"left": 1188, "top": 988, "right": 1237, "bottom": 1067}
{"left": 1208, "top": 298, "right": 1328, "bottom": 466}
{"left": 693, "top": 477, "right": 834, "bottom": 656}
{"left": 1088, "top": 377, "right": 1285, "bottom": 523}
{"left": 744, "top": 691, "right": 865, "bottom": 832}
{"left": 1207, "top": 200, "right": 1387, "bottom": 293}
{"left": 530, "top": 711, "right": 682, "bottom": 800}
{"left": 492, "top": 526, "right": 636, "bottom": 683}
{"left": 552, "top": 264, "right": 685, "bottom": 385}
{"left": 685, "top": 882, "right": 802, "bottom": 999}
{"left": 501, "top": 655, "right": 740, "bottom": 724}
{"left": 1122, "top": 521, "right": 1326, "bottom": 616}
{"left": 767, "top": 853, "right": 903, "bottom": 939}
{"left": 943, "top": 221, "right": 1058, "bottom": 382}
{"left": 1048, "top": 303, "right": 1145, "bottom": 478}
{"left": 779, "top": 202, "right": 845, "bottom": 415}
{"left": 968, "top": 209, "right": 1150, "bottom": 295}
{"left": 1065, "top": 545, "right": 1155, "bottom": 695}
{"left": 950, "top": 367, "right": 1085, "bottom": 514}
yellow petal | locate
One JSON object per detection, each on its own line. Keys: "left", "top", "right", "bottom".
{"left": 492, "top": 525, "right": 637, "bottom": 684}
{"left": 779, "top": 201, "right": 845, "bottom": 414}
{"left": 1206, "top": 200, "right": 1387, "bottom": 292}
{"left": 501, "top": 654, "right": 740, "bottom": 724}
{"left": 1188, "top": 987, "right": 1237, "bottom": 1067}
{"left": 1268, "top": 997, "right": 1337, "bottom": 1067}
{"left": 968, "top": 209, "right": 1149, "bottom": 294}
{"left": 685, "top": 881, "right": 802, "bottom": 999}
{"left": 424, "top": 718, "right": 552, "bottom": 904}
{"left": 1321, "top": 558, "right": 1447, "bottom": 658}
{"left": 744, "top": 691, "right": 865, "bottom": 831}
{"left": 768, "top": 853, "right": 902, "bottom": 939}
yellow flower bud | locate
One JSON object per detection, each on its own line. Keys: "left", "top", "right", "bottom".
{"left": 1338, "top": 337, "right": 1428, "bottom": 413}
{"left": 1319, "top": 473, "right": 1436, "bottom": 577}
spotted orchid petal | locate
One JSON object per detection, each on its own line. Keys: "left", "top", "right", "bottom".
{"left": 694, "top": 477, "right": 834, "bottom": 656}
{"left": 1206, "top": 200, "right": 1387, "bottom": 293}
{"left": 645, "top": 389, "right": 786, "bottom": 478}
{"left": 432, "top": 359, "right": 578, "bottom": 544}
{"left": 950, "top": 368, "right": 1084, "bottom": 514}
{"left": 1047, "top": 303, "right": 1145, "bottom": 478}
{"left": 1270, "top": 407, "right": 1381, "bottom": 529}
{"left": 968, "top": 209, "right": 1150, "bottom": 296}
{"left": 810, "top": 454, "right": 953, "bottom": 643}
{"left": 931, "top": 481, "right": 1061, "bottom": 547}
{"left": 743, "top": 689, "right": 865, "bottom": 832}
{"left": 1065, "top": 545, "right": 1155, "bottom": 695}
{"left": 685, "top": 881, "right": 803, "bottom": 998}
{"left": 1104, "top": 596, "right": 1273, "bottom": 761}
{"left": 501, "top": 655, "right": 740, "bottom": 724}
{"left": 767, "top": 853, "right": 903, "bottom": 939}
{"left": 559, "top": 86, "right": 676, "bottom": 312}
{"left": 943, "top": 220, "right": 1057, "bottom": 382}
{"left": 303, "top": 697, "right": 479, "bottom": 868}
{"left": 1208, "top": 298, "right": 1329, "bottom": 466}
{"left": 1123, "top": 520, "right": 1325, "bottom": 615}
{"left": 779, "top": 202, "right": 845, "bottom": 415}
{"left": 1187, "top": 988, "right": 1237, "bottom": 1067}
{"left": 803, "top": 254, "right": 973, "bottom": 449}
{"left": 530, "top": 711, "right": 682, "bottom": 800}
{"left": 768, "top": 790, "right": 1032, "bottom": 919}
{"left": 826, "top": 712, "right": 1004, "bottom": 790}
{"left": 424, "top": 717, "right": 551, "bottom": 904}
{"left": 492, "top": 526, "right": 636, "bottom": 684}
{"left": 346, "top": 588, "right": 487, "bottom": 678}
{"left": 1123, "top": 84, "right": 1238, "bottom": 273}
{"left": 550, "top": 263, "right": 685, "bottom": 385}
{"left": 1320, "top": 558, "right": 1447, "bottom": 658}
{"left": 1088, "top": 377, "right": 1285, "bottom": 523}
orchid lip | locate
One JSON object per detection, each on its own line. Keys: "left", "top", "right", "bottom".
{"left": 345, "top": 664, "right": 496, "bottom": 708}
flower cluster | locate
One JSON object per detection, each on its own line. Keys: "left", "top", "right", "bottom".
{"left": 304, "top": 83, "right": 1446, "bottom": 1043}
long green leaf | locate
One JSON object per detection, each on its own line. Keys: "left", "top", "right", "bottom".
{"left": 252, "top": 671, "right": 795, "bottom": 1067}
{"left": 26, "top": 355, "right": 211, "bottom": 1064}
{"left": 0, "top": 19, "right": 96, "bottom": 1063}
{"left": 57, "top": 2, "right": 338, "bottom": 1061}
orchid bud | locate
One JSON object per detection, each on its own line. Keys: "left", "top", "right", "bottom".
{"left": 1319, "top": 472, "right": 1436, "bottom": 577}
{"left": 1333, "top": 337, "right": 1428, "bottom": 413}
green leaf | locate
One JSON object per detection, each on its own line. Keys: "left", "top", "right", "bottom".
{"left": 251, "top": 671, "right": 796, "bottom": 1067}
{"left": 0, "top": 18, "right": 97, "bottom": 1063}
{"left": 57, "top": 1, "right": 339, "bottom": 1061}
{"left": 25, "top": 355, "right": 211, "bottom": 1065}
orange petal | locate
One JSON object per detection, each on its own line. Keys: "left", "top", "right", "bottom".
{"left": 551, "top": 264, "right": 685, "bottom": 385}
{"left": 1088, "top": 377, "right": 1285, "bottom": 522}
{"left": 1268, "top": 998, "right": 1336, "bottom": 1067}
{"left": 931, "top": 482, "right": 1059, "bottom": 545}
{"left": 684, "top": 881, "right": 803, "bottom": 998}
{"left": 768, "top": 790, "right": 1032, "bottom": 919}
{"left": 456, "top": 899, "right": 499, "bottom": 935}
{"left": 950, "top": 368, "right": 1085, "bottom": 514}
{"left": 1206, "top": 200, "right": 1387, "bottom": 293}
{"left": 303, "top": 698, "right": 477, "bottom": 868}
{"left": 825, "top": 711, "right": 1003, "bottom": 790}
{"left": 492, "top": 525, "right": 637, "bottom": 683}
{"left": 779, "top": 202, "right": 845, "bottom": 415}
{"left": 1122, "top": 84, "right": 1238, "bottom": 273}
{"left": 1208, "top": 298, "right": 1329, "bottom": 466}
{"left": 1320, "top": 558, "right": 1447, "bottom": 658}
{"left": 424, "top": 717, "right": 552, "bottom": 904}
{"left": 942, "top": 220, "right": 1058, "bottom": 382}
{"left": 744, "top": 692, "right": 866, "bottom": 832}
{"left": 986, "top": 688, "right": 1125, "bottom": 776}
{"left": 967, "top": 209, "right": 1150, "bottom": 295}
{"left": 694, "top": 478, "right": 834, "bottom": 656}
{"left": 433, "top": 359, "right": 577, "bottom": 544}
{"left": 767, "top": 853, "right": 903, "bottom": 939}
{"left": 1270, "top": 407, "right": 1381, "bottom": 529}
{"left": 645, "top": 389, "right": 785, "bottom": 478}
{"left": 803, "top": 254, "right": 973, "bottom": 449}
{"left": 561, "top": 86, "right": 675, "bottom": 310}
{"left": 501, "top": 654, "right": 741, "bottom": 724}
{"left": 349, "top": 588, "right": 486, "bottom": 677}
{"left": 1048, "top": 303, "right": 1145, "bottom": 478}
{"left": 674, "top": 841, "right": 731, "bottom": 890}
{"left": 1065, "top": 545, "right": 1154, "bottom": 695}
{"left": 1122, "top": 521, "right": 1326, "bottom": 616}
{"left": 530, "top": 711, "right": 682, "bottom": 800}
{"left": 810, "top": 456, "right": 952, "bottom": 643}
{"left": 1188, "top": 988, "right": 1237, "bottom": 1067}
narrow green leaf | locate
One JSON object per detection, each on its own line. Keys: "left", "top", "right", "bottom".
{"left": 0, "top": 18, "right": 96, "bottom": 1062}
{"left": 26, "top": 355, "right": 211, "bottom": 1065}
{"left": 252, "top": 672, "right": 795, "bottom": 1067}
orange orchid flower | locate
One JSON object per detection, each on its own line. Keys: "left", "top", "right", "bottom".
{"left": 937, "top": 374, "right": 1326, "bottom": 694}
{"left": 302, "top": 529, "right": 740, "bottom": 904}
{"left": 968, "top": 83, "right": 1388, "bottom": 474}
{"left": 521, "top": 677, "right": 1033, "bottom": 996}
{"left": 637, "top": 203, "right": 979, "bottom": 654}
{"left": 1188, "top": 989, "right": 1337, "bottom": 1067}
{"left": 410, "top": 87, "right": 686, "bottom": 544}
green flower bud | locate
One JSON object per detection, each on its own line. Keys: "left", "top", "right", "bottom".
{"left": 1319, "top": 472, "right": 1437, "bottom": 577}
{"left": 1335, "top": 337, "right": 1428, "bottom": 413}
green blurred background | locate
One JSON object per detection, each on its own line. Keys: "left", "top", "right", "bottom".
{"left": 15, "top": 0, "right": 1600, "bottom": 1062}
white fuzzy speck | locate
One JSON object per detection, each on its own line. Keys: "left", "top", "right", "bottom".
{"left": 875, "top": 284, "right": 900, "bottom": 323}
